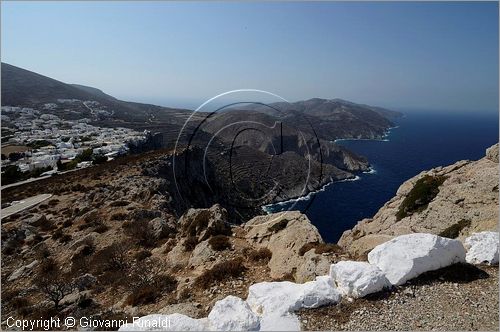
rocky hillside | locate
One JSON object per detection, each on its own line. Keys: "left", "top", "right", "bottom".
{"left": 339, "top": 144, "right": 499, "bottom": 257}
{"left": 1, "top": 151, "right": 345, "bottom": 330}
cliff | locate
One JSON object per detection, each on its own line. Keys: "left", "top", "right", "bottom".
{"left": 338, "top": 144, "right": 499, "bottom": 257}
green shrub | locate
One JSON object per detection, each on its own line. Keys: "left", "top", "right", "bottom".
{"left": 396, "top": 175, "right": 446, "bottom": 221}
{"left": 439, "top": 219, "right": 471, "bottom": 239}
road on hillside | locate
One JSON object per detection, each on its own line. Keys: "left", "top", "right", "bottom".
{"left": 1, "top": 194, "right": 52, "bottom": 219}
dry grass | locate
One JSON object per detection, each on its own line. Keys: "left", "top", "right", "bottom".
{"left": 195, "top": 257, "right": 247, "bottom": 289}
{"left": 208, "top": 235, "right": 231, "bottom": 251}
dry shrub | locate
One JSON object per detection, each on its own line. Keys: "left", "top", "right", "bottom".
{"left": 299, "top": 242, "right": 341, "bottom": 256}
{"left": 183, "top": 236, "right": 198, "bottom": 251}
{"left": 195, "top": 257, "right": 247, "bottom": 289}
{"left": 92, "top": 242, "right": 130, "bottom": 272}
{"left": 208, "top": 235, "right": 231, "bottom": 251}
{"left": 59, "top": 234, "right": 72, "bottom": 244}
{"left": 109, "top": 200, "right": 130, "bottom": 207}
{"left": 39, "top": 218, "right": 56, "bottom": 231}
{"left": 62, "top": 219, "right": 73, "bottom": 228}
{"left": 36, "top": 274, "right": 75, "bottom": 308}
{"left": 267, "top": 219, "right": 289, "bottom": 233}
{"left": 134, "top": 250, "right": 152, "bottom": 261}
{"left": 123, "top": 219, "right": 156, "bottom": 247}
{"left": 111, "top": 212, "right": 128, "bottom": 221}
{"left": 48, "top": 199, "right": 60, "bottom": 206}
{"left": 93, "top": 222, "right": 109, "bottom": 234}
{"left": 125, "top": 260, "right": 177, "bottom": 306}
{"left": 248, "top": 248, "right": 272, "bottom": 262}
{"left": 52, "top": 229, "right": 63, "bottom": 240}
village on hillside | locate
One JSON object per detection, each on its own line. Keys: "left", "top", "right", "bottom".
{"left": 1, "top": 105, "right": 149, "bottom": 185}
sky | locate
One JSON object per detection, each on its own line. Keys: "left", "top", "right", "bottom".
{"left": 1, "top": 1, "right": 499, "bottom": 112}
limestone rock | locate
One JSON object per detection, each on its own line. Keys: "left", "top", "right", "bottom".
{"left": 188, "top": 240, "right": 216, "bottom": 268}
{"left": 464, "top": 231, "right": 499, "bottom": 265}
{"left": 207, "top": 295, "right": 260, "bottom": 331}
{"left": 8, "top": 260, "right": 38, "bottom": 282}
{"left": 244, "top": 211, "right": 324, "bottom": 279}
{"left": 330, "top": 261, "right": 391, "bottom": 298}
{"left": 23, "top": 214, "right": 47, "bottom": 227}
{"left": 295, "top": 249, "right": 333, "bottom": 283}
{"left": 149, "top": 217, "right": 174, "bottom": 240}
{"left": 367, "top": 233, "right": 466, "bottom": 285}
{"left": 179, "top": 204, "right": 230, "bottom": 242}
{"left": 486, "top": 143, "right": 499, "bottom": 162}
{"left": 75, "top": 273, "right": 97, "bottom": 291}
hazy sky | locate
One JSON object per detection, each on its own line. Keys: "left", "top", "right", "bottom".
{"left": 2, "top": 1, "right": 498, "bottom": 111}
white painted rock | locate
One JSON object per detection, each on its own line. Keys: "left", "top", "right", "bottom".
{"left": 246, "top": 278, "right": 340, "bottom": 317}
{"left": 329, "top": 261, "right": 391, "bottom": 298}
{"left": 207, "top": 296, "right": 260, "bottom": 331}
{"left": 298, "top": 276, "right": 341, "bottom": 308}
{"left": 259, "top": 313, "right": 301, "bottom": 331}
{"left": 247, "top": 281, "right": 304, "bottom": 316}
{"left": 464, "top": 231, "right": 499, "bottom": 265}
{"left": 368, "top": 233, "right": 466, "bottom": 285}
{"left": 118, "top": 313, "right": 208, "bottom": 331}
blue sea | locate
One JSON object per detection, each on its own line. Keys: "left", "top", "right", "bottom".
{"left": 265, "top": 111, "right": 499, "bottom": 243}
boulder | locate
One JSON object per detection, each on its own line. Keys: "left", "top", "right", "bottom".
{"left": 131, "top": 209, "right": 162, "bottom": 222}
{"left": 60, "top": 290, "right": 92, "bottom": 306}
{"left": 118, "top": 313, "right": 208, "bottom": 331}
{"left": 23, "top": 214, "right": 47, "bottom": 227}
{"left": 207, "top": 295, "right": 260, "bottom": 331}
{"left": 295, "top": 250, "right": 332, "bottom": 283}
{"left": 368, "top": 233, "right": 466, "bottom": 285}
{"left": 464, "top": 231, "right": 499, "bottom": 265}
{"left": 149, "top": 217, "right": 173, "bottom": 239}
{"left": 74, "top": 273, "right": 97, "bottom": 291}
{"left": 179, "top": 204, "right": 230, "bottom": 242}
{"left": 329, "top": 261, "right": 390, "bottom": 298}
{"left": 8, "top": 260, "right": 38, "bottom": 282}
{"left": 244, "top": 211, "right": 324, "bottom": 279}
{"left": 188, "top": 240, "right": 216, "bottom": 267}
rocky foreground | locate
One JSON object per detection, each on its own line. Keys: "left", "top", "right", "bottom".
{"left": 120, "top": 232, "right": 499, "bottom": 331}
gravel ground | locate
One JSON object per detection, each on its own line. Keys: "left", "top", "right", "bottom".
{"left": 299, "top": 265, "right": 499, "bottom": 331}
